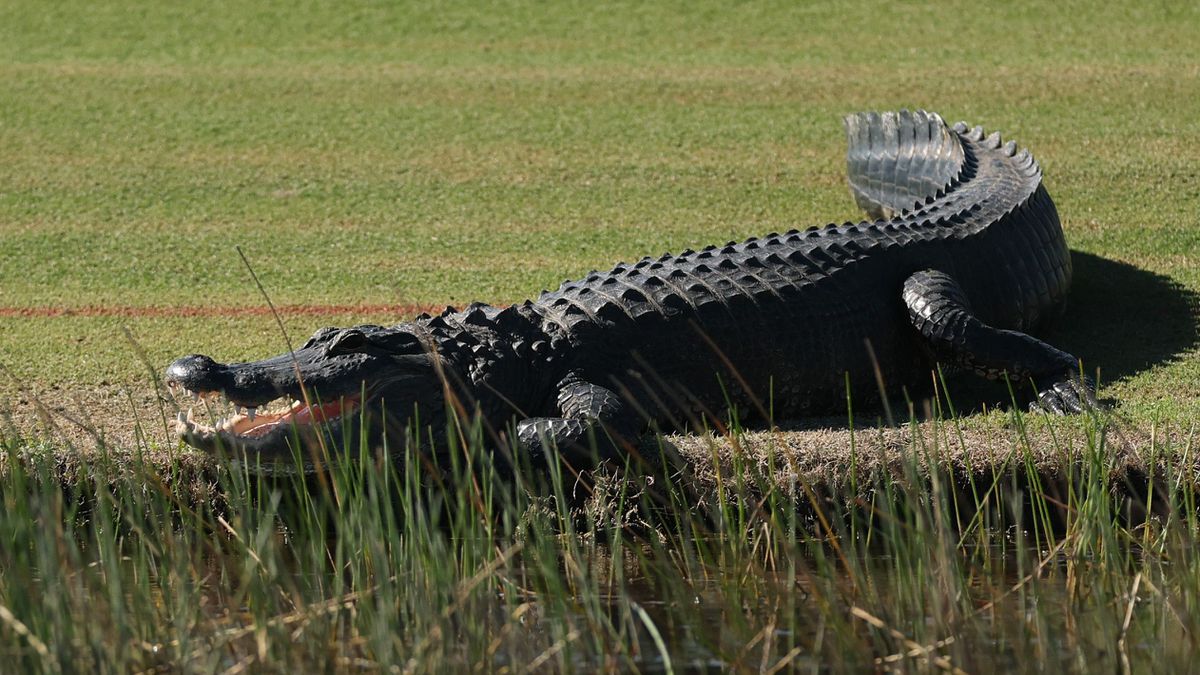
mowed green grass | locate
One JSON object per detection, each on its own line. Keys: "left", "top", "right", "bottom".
{"left": 2, "top": 3, "right": 1200, "bottom": 671}
{"left": 0, "top": 0, "right": 1197, "bottom": 425}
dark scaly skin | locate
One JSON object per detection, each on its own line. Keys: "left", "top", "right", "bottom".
{"left": 165, "top": 111, "right": 1097, "bottom": 473}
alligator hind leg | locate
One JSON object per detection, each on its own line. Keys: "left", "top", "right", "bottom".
{"left": 902, "top": 270, "right": 1098, "bottom": 413}
{"left": 516, "top": 376, "right": 638, "bottom": 464}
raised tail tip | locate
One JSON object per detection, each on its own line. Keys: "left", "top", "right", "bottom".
{"left": 842, "top": 109, "right": 944, "bottom": 135}
{"left": 843, "top": 108, "right": 964, "bottom": 220}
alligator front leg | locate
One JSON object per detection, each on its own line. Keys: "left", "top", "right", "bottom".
{"left": 516, "top": 376, "right": 638, "bottom": 463}
{"left": 902, "top": 270, "right": 1098, "bottom": 413}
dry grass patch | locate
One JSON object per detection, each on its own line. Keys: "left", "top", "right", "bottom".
{"left": 664, "top": 415, "right": 1185, "bottom": 507}
{"left": 5, "top": 378, "right": 1193, "bottom": 516}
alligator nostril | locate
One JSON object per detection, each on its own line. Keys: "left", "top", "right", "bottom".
{"left": 165, "top": 354, "right": 223, "bottom": 387}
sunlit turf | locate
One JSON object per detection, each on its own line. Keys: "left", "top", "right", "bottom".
{"left": 1, "top": 1, "right": 1199, "bottom": 670}
{"left": 0, "top": 1, "right": 1197, "bottom": 427}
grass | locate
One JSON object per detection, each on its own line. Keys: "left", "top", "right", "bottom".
{"left": 0, "top": 400, "right": 1198, "bottom": 671}
{"left": 1, "top": 0, "right": 1199, "bottom": 670}
{"left": 1, "top": 1, "right": 1197, "bottom": 417}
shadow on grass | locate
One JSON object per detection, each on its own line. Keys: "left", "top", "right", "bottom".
{"left": 937, "top": 250, "right": 1199, "bottom": 415}
{"left": 1050, "top": 250, "right": 1199, "bottom": 383}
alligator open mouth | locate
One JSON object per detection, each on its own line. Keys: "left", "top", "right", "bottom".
{"left": 168, "top": 381, "right": 361, "bottom": 454}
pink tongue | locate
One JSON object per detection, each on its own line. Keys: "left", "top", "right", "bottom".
{"left": 291, "top": 396, "right": 360, "bottom": 425}
{"left": 238, "top": 395, "right": 362, "bottom": 438}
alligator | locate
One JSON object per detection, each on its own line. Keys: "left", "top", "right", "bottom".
{"left": 166, "top": 110, "right": 1097, "bottom": 473}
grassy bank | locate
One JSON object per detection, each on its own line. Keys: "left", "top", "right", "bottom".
{"left": 2, "top": 0, "right": 1199, "bottom": 670}
{"left": 0, "top": 405, "right": 1198, "bottom": 672}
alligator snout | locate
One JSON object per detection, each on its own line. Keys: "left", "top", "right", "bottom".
{"left": 166, "top": 353, "right": 293, "bottom": 408}
{"left": 165, "top": 354, "right": 227, "bottom": 393}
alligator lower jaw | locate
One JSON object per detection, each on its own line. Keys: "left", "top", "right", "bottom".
{"left": 172, "top": 390, "right": 362, "bottom": 454}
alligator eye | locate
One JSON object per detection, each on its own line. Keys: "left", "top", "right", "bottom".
{"left": 326, "top": 329, "right": 368, "bottom": 355}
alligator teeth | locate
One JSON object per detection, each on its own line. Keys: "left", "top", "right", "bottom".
{"left": 174, "top": 410, "right": 199, "bottom": 436}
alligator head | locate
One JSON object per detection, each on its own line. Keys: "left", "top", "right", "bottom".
{"left": 165, "top": 323, "right": 449, "bottom": 470}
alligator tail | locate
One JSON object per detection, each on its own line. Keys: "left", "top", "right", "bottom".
{"left": 843, "top": 109, "right": 966, "bottom": 221}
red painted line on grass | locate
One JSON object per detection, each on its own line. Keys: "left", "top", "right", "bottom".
{"left": 0, "top": 303, "right": 451, "bottom": 319}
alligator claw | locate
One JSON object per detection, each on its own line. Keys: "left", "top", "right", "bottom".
{"left": 1031, "top": 374, "right": 1099, "bottom": 415}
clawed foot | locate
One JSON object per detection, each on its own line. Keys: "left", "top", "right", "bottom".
{"left": 516, "top": 417, "right": 563, "bottom": 461}
{"left": 516, "top": 417, "right": 630, "bottom": 465}
{"left": 1031, "top": 374, "right": 1101, "bottom": 415}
